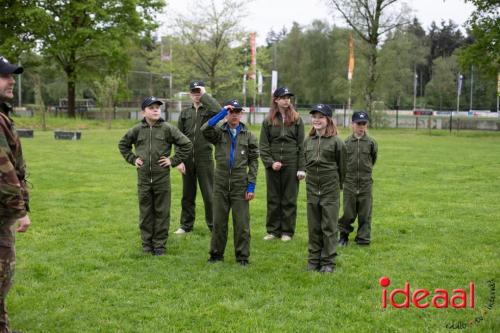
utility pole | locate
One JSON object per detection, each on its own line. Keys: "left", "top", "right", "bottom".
{"left": 413, "top": 64, "right": 418, "bottom": 111}
{"left": 469, "top": 65, "right": 473, "bottom": 111}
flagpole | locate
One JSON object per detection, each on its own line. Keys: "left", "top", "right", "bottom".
{"left": 347, "top": 33, "right": 355, "bottom": 127}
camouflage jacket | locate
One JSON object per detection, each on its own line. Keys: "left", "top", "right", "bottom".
{"left": 0, "top": 102, "right": 29, "bottom": 219}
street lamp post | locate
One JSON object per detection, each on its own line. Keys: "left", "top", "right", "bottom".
{"left": 413, "top": 70, "right": 418, "bottom": 111}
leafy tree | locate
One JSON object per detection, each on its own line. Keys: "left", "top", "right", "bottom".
{"left": 326, "top": 0, "right": 410, "bottom": 114}
{"left": 2, "top": 0, "right": 165, "bottom": 117}
{"left": 171, "top": 0, "right": 247, "bottom": 99}
{"left": 377, "top": 28, "right": 429, "bottom": 109}
{"left": 460, "top": 0, "right": 499, "bottom": 77}
{"left": 425, "top": 55, "right": 459, "bottom": 110}
{"left": 275, "top": 23, "right": 306, "bottom": 104}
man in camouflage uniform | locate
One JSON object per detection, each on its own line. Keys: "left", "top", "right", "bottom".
{"left": 174, "top": 81, "right": 221, "bottom": 234}
{"left": 0, "top": 56, "right": 31, "bottom": 333}
{"left": 338, "top": 111, "right": 378, "bottom": 246}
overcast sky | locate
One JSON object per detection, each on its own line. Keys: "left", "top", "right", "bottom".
{"left": 160, "top": 0, "right": 475, "bottom": 45}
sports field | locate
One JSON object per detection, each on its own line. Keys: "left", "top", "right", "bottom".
{"left": 9, "top": 122, "right": 500, "bottom": 332}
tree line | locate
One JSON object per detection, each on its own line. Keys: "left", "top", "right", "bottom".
{"left": 0, "top": 0, "right": 498, "bottom": 117}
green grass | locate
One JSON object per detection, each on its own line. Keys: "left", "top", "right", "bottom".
{"left": 8, "top": 121, "right": 500, "bottom": 332}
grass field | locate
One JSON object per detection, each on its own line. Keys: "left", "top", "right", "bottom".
{"left": 7, "top": 117, "right": 500, "bottom": 332}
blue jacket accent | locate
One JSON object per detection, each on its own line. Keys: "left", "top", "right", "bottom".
{"left": 207, "top": 107, "right": 228, "bottom": 127}
{"left": 227, "top": 124, "right": 241, "bottom": 170}
{"left": 247, "top": 182, "right": 255, "bottom": 193}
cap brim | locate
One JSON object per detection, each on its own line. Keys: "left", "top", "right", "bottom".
{"left": 0, "top": 64, "right": 23, "bottom": 74}
{"left": 144, "top": 101, "right": 163, "bottom": 108}
{"left": 353, "top": 119, "right": 368, "bottom": 123}
{"left": 310, "top": 109, "right": 325, "bottom": 114}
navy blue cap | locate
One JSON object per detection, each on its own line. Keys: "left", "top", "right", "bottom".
{"left": 189, "top": 80, "right": 205, "bottom": 90}
{"left": 352, "top": 111, "right": 369, "bottom": 123}
{"left": 141, "top": 96, "right": 163, "bottom": 110}
{"left": 309, "top": 104, "right": 332, "bottom": 117}
{"left": 273, "top": 87, "right": 294, "bottom": 98}
{"left": 0, "top": 56, "right": 23, "bottom": 74}
{"left": 224, "top": 99, "right": 243, "bottom": 111}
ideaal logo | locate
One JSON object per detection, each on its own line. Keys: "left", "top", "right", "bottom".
{"left": 379, "top": 277, "right": 496, "bottom": 330}
{"left": 379, "top": 276, "right": 474, "bottom": 309}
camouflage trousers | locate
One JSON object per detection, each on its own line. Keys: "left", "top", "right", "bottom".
{"left": 0, "top": 219, "right": 16, "bottom": 333}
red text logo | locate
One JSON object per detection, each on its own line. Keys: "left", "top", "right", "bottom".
{"left": 379, "top": 276, "right": 475, "bottom": 309}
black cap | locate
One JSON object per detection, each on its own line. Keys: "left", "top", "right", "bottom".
{"left": 141, "top": 96, "right": 163, "bottom": 110}
{"left": 224, "top": 99, "right": 243, "bottom": 111}
{"left": 0, "top": 56, "right": 23, "bottom": 74}
{"left": 273, "top": 87, "right": 294, "bottom": 98}
{"left": 352, "top": 111, "right": 369, "bottom": 123}
{"left": 309, "top": 104, "right": 332, "bottom": 117}
{"left": 189, "top": 80, "right": 205, "bottom": 90}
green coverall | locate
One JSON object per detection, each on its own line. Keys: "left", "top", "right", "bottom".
{"left": 119, "top": 118, "right": 192, "bottom": 252}
{"left": 177, "top": 94, "right": 221, "bottom": 232}
{"left": 259, "top": 115, "right": 305, "bottom": 237}
{"left": 338, "top": 133, "right": 378, "bottom": 245}
{"left": 304, "top": 134, "right": 346, "bottom": 268}
{"left": 201, "top": 120, "right": 259, "bottom": 262}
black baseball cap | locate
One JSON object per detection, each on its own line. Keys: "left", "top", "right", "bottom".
{"left": 0, "top": 56, "right": 23, "bottom": 74}
{"left": 309, "top": 104, "right": 332, "bottom": 117}
{"left": 273, "top": 87, "right": 294, "bottom": 98}
{"left": 141, "top": 96, "right": 163, "bottom": 110}
{"left": 352, "top": 111, "right": 369, "bottom": 123}
{"left": 189, "top": 80, "right": 205, "bottom": 91}
{"left": 224, "top": 99, "right": 243, "bottom": 111}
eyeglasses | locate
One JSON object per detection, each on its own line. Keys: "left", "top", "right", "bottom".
{"left": 357, "top": 122, "right": 367, "bottom": 126}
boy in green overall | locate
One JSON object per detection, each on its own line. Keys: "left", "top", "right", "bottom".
{"left": 119, "top": 97, "right": 192, "bottom": 255}
{"left": 338, "top": 111, "right": 378, "bottom": 246}
{"left": 201, "top": 100, "right": 259, "bottom": 266}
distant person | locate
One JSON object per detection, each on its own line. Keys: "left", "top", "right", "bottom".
{"left": 0, "top": 55, "right": 32, "bottom": 332}
{"left": 304, "top": 104, "right": 346, "bottom": 273}
{"left": 260, "top": 87, "right": 305, "bottom": 242}
{"left": 118, "top": 97, "right": 192, "bottom": 256}
{"left": 338, "top": 111, "right": 378, "bottom": 247}
{"left": 201, "top": 99, "right": 259, "bottom": 266}
{"left": 174, "top": 81, "right": 221, "bottom": 234}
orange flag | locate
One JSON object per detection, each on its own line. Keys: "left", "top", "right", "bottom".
{"left": 348, "top": 33, "right": 355, "bottom": 81}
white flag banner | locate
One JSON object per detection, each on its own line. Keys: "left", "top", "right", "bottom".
{"left": 271, "top": 70, "right": 278, "bottom": 95}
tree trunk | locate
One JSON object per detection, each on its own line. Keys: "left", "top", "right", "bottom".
{"left": 365, "top": 45, "right": 378, "bottom": 116}
{"left": 67, "top": 74, "right": 76, "bottom": 118}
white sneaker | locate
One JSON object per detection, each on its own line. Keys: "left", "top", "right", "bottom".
{"left": 174, "top": 228, "right": 186, "bottom": 235}
{"left": 281, "top": 235, "right": 292, "bottom": 242}
{"left": 263, "top": 234, "right": 277, "bottom": 241}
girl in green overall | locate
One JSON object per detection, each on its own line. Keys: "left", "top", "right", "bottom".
{"left": 304, "top": 104, "right": 346, "bottom": 273}
{"left": 260, "top": 87, "right": 305, "bottom": 242}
